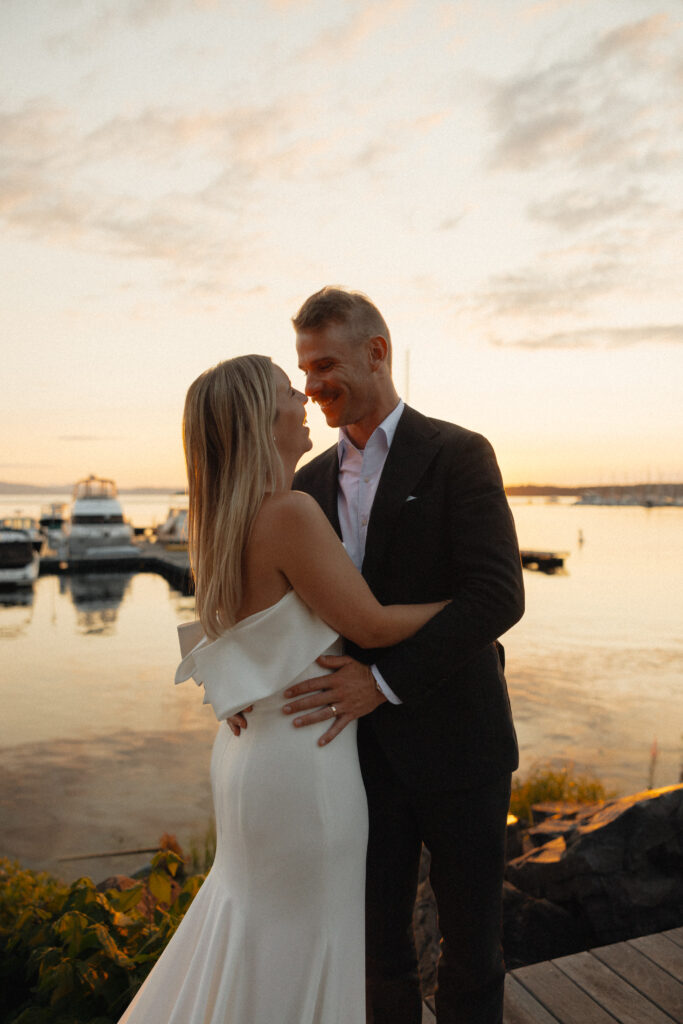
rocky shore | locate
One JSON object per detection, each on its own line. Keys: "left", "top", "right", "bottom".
{"left": 413, "top": 783, "right": 683, "bottom": 993}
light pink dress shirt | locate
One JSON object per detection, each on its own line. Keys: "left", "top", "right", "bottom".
{"left": 337, "top": 400, "right": 405, "bottom": 705}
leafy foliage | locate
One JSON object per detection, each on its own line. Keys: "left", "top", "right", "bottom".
{"left": 0, "top": 849, "right": 205, "bottom": 1024}
{"left": 186, "top": 820, "right": 217, "bottom": 875}
{"left": 510, "top": 761, "right": 614, "bottom": 825}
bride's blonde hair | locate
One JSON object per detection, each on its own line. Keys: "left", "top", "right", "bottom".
{"left": 183, "top": 355, "right": 283, "bottom": 638}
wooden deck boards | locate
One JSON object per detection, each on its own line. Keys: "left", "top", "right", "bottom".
{"left": 421, "top": 927, "right": 683, "bottom": 1023}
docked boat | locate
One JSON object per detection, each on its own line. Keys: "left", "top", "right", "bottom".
{"left": 0, "top": 527, "right": 40, "bottom": 586}
{"left": 64, "top": 476, "right": 138, "bottom": 560}
{"left": 39, "top": 503, "right": 68, "bottom": 549}
{"left": 155, "top": 500, "right": 188, "bottom": 550}
{"left": 1, "top": 516, "right": 44, "bottom": 553}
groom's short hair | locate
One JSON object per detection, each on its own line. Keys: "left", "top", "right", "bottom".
{"left": 293, "top": 286, "right": 392, "bottom": 365}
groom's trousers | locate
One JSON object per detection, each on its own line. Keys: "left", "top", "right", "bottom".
{"left": 361, "top": 736, "right": 511, "bottom": 1024}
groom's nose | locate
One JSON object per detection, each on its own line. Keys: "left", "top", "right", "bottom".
{"left": 303, "top": 372, "right": 320, "bottom": 397}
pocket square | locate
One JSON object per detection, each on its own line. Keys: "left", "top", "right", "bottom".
{"left": 406, "top": 495, "right": 418, "bottom": 502}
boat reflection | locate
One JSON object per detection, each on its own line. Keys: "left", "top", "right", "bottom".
{"left": 0, "top": 586, "right": 34, "bottom": 638}
{"left": 65, "top": 572, "right": 134, "bottom": 635}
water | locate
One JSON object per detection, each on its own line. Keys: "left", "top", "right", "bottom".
{"left": 1, "top": 492, "right": 681, "bottom": 879}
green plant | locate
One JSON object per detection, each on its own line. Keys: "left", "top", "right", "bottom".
{"left": 0, "top": 849, "right": 205, "bottom": 1024}
{"left": 186, "top": 820, "right": 217, "bottom": 874}
{"left": 509, "top": 761, "right": 614, "bottom": 825}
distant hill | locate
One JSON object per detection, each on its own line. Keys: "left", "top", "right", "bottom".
{"left": 3, "top": 480, "right": 681, "bottom": 499}
{"left": 0, "top": 481, "right": 184, "bottom": 495}
{"left": 505, "top": 483, "right": 683, "bottom": 499}
{"left": 505, "top": 485, "right": 580, "bottom": 496}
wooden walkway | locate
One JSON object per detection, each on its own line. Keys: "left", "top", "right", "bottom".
{"left": 422, "top": 927, "right": 683, "bottom": 1022}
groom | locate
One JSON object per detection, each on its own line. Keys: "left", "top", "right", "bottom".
{"left": 283, "top": 286, "right": 524, "bottom": 1024}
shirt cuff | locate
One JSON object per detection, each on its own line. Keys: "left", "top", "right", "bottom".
{"left": 371, "top": 665, "right": 402, "bottom": 705}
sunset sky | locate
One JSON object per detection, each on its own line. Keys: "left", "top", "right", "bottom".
{"left": 2, "top": 0, "right": 681, "bottom": 489}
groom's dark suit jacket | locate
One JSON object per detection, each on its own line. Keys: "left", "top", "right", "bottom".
{"left": 293, "top": 404, "right": 524, "bottom": 793}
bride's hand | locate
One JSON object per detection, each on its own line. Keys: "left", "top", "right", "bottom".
{"left": 226, "top": 706, "right": 254, "bottom": 736}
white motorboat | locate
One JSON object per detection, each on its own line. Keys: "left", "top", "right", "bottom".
{"left": 155, "top": 501, "right": 188, "bottom": 549}
{"left": 0, "top": 527, "right": 40, "bottom": 586}
{"left": 64, "top": 475, "right": 138, "bottom": 559}
{"left": 1, "top": 516, "right": 44, "bottom": 553}
{"left": 39, "top": 503, "right": 68, "bottom": 549}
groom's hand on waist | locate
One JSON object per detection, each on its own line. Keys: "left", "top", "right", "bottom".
{"left": 282, "top": 655, "right": 387, "bottom": 747}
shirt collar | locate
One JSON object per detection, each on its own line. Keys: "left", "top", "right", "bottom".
{"left": 337, "top": 399, "right": 405, "bottom": 465}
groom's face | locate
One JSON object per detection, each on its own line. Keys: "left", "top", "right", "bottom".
{"left": 296, "top": 321, "right": 374, "bottom": 430}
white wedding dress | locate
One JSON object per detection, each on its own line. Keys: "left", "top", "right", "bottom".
{"left": 118, "top": 590, "right": 368, "bottom": 1024}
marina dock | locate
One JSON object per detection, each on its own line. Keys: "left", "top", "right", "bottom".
{"left": 422, "top": 926, "right": 683, "bottom": 1022}
{"left": 520, "top": 550, "right": 568, "bottom": 572}
{"left": 38, "top": 543, "right": 565, "bottom": 587}
{"left": 39, "top": 542, "right": 566, "bottom": 586}
{"left": 39, "top": 540, "right": 193, "bottom": 594}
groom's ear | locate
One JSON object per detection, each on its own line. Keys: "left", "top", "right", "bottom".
{"left": 367, "top": 335, "right": 389, "bottom": 370}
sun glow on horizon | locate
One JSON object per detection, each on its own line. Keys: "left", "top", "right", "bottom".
{"left": 1, "top": 0, "right": 681, "bottom": 490}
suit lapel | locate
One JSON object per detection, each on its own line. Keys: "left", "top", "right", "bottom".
{"left": 362, "top": 405, "right": 442, "bottom": 580}
{"left": 301, "top": 447, "right": 342, "bottom": 539}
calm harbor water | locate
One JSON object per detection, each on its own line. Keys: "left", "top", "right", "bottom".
{"left": 1, "top": 492, "right": 681, "bottom": 879}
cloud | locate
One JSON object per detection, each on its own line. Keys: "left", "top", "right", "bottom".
{"left": 46, "top": 0, "right": 209, "bottom": 53}
{"left": 301, "top": 0, "right": 413, "bottom": 63}
{"left": 477, "top": 259, "right": 620, "bottom": 317}
{"left": 58, "top": 435, "right": 118, "bottom": 442}
{"left": 597, "top": 12, "right": 671, "bottom": 59}
{"left": 439, "top": 212, "right": 466, "bottom": 231}
{"left": 528, "top": 186, "right": 657, "bottom": 230}
{"left": 0, "top": 94, "right": 307, "bottom": 269}
{"left": 488, "top": 14, "right": 681, "bottom": 173}
{"left": 493, "top": 324, "right": 683, "bottom": 350}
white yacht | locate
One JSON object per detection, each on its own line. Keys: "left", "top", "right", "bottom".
{"left": 155, "top": 500, "right": 188, "bottom": 549}
{"left": 39, "top": 503, "right": 68, "bottom": 549}
{"left": 64, "top": 476, "right": 138, "bottom": 559}
{"left": 0, "top": 527, "right": 40, "bottom": 586}
{"left": 1, "top": 516, "right": 44, "bottom": 553}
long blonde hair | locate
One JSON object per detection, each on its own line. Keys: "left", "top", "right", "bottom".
{"left": 182, "top": 355, "right": 282, "bottom": 638}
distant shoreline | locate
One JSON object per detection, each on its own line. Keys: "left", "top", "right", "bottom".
{"left": 0, "top": 482, "right": 185, "bottom": 496}
{"left": 3, "top": 481, "right": 682, "bottom": 499}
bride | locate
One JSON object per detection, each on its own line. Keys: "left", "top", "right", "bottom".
{"left": 118, "top": 355, "right": 446, "bottom": 1024}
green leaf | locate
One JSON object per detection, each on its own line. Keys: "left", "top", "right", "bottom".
{"left": 147, "top": 870, "right": 172, "bottom": 907}
{"left": 41, "top": 960, "right": 75, "bottom": 1004}
{"left": 53, "top": 910, "right": 90, "bottom": 957}
{"left": 106, "top": 884, "right": 144, "bottom": 913}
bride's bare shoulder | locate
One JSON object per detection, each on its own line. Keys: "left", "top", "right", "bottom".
{"left": 255, "top": 490, "right": 325, "bottom": 533}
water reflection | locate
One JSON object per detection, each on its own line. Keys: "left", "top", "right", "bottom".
{"left": 0, "top": 586, "right": 34, "bottom": 638}
{"left": 64, "top": 572, "right": 134, "bottom": 635}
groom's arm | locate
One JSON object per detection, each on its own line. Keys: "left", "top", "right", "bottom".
{"left": 372, "top": 431, "right": 523, "bottom": 704}
{"left": 284, "top": 431, "right": 523, "bottom": 738}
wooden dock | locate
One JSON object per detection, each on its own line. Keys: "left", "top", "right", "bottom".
{"left": 422, "top": 927, "right": 683, "bottom": 1022}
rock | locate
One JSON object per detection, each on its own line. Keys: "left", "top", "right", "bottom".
{"left": 96, "top": 874, "right": 138, "bottom": 892}
{"left": 505, "top": 815, "right": 524, "bottom": 860}
{"left": 410, "top": 836, "right": 584, "bottom": 987}
{"left": 413, "top": 847, "right": 440, "bottom": 997}
{"left": 530, "top": 801, "right": 589, "bottom": 823}
{"left": 506, "top": 784, "right": 683, "bottom": 946}
{"left": 502, "top": 881, "right": 585, "bottom": 969}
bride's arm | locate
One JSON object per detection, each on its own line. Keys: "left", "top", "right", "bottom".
{"left": 272, "top": 491, "right": 446, "bottom": 648}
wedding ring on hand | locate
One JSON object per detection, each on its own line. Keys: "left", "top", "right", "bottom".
{"left": 329, "top": 704, "right": 337, "bottom": 717}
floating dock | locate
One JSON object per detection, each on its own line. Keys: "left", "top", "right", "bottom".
{"left": 520, "top": 550, "right": 568, "bottom": 572}
{"left": 40, "top": 544, "right": 566, "bottom": 586}
{"left": 39, "top": 541, "right": 193, "bottom": 594}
